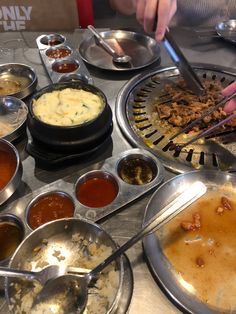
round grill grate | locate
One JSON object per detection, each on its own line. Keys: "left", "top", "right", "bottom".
{"left": 116, "top": 63, "right": 236, "bottom": 173}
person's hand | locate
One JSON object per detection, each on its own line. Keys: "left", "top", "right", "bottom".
{"left": 133, "top": 0, "right": 177, "bottom": 41}
{"left": 222, "top": 81, "right": 236, "bottom": 113}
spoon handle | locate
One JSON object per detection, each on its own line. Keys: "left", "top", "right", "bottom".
{"left": 87, "top": 25, "right": 117, "bottom": 56}
{"left": 0, "top": 267, "right": 36, "bottom": 282}
{"left": 89, "top": 181, "right": 207, "bottom": 277}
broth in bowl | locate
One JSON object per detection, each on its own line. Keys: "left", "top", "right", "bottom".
{"left": 160, "top": 185, "right": 236, "bottom": 312}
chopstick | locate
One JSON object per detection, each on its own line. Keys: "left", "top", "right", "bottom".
{"left": 194, "top": 28, "right": 236, "bottom": 39}
{"left": 170, "top": 91, "right": 236, "bottom": 148}
{"left": 177, "top": 112, "right": 236, "bottom": 149}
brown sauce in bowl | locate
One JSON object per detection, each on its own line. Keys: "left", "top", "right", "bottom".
{"left": 160, "top": 189, "right": 236, "bottom": 311}
{"left": 0, "top": 149, "right": 16, "bottom": 190}
{"left": 27, "top": 192, "right": 75, "bottom": 230}
{"left": 118, "top": 157, "right": 155, "bottom": 185}
{"left": 48, "top": 39, "right": 63, "bottom": 46}
{"left": 0, "top": 221, "right": 23, "bottom": 261}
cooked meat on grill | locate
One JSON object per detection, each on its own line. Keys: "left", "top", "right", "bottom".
{"left": 154, "top": 80, "right": 236, "bottom": 130}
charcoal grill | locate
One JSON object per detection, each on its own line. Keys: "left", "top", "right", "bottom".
{"left": 116, "top": 63, "right": 236, "bottom": 173}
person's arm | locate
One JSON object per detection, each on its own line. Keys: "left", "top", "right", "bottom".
{"left": 222, "top": 82, "right": 236, "bottom": 113}
{"left": 109, "top": 0, "right": 177, "bottom": 41}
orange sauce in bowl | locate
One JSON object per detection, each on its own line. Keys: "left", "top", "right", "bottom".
{"left": 27, "top": 192, "right": 75, "bottom": 230}
{"left": 0, "top": 149, "right": 16, "bottom": 190}
{"left": 76, "top": 177, "right": 118, "bottom": 208}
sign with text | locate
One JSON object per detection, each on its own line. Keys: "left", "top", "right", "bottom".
{"left": 0, "top": 0, "right": 79, "bottom": 31}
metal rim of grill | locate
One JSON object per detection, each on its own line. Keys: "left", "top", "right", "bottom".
{"left": 115, "top": 63, "right": 236, "bottom": 173}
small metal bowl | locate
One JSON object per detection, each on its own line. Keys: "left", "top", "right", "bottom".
{"left": 52, "top": 59, "right": 80, "bottom": 73}
{"left": 117, "top": 153, "right": 158, "bottom": 185}
{"left": 75, "top": 170, "right": 119, "bottom": 207}
{"left": 45, "top": 46, "right": 72, "bottom": 59}
{"left": 0, "top": 139, "right": 22, "bottom": 205}
{"left": 0, "top": 214, "right": 24, "bottom": 265}
{"left": 6, "top": 218, "right": 124, "bottom": 314}
{"left": 39, "top": 34, "right": 66, "bottom": 47}
{"left": 216, "top": 19, "right": 236, "bottom": 43}
{"left": 25, "top": 190, "right": 75, "bottom": 230}
{"left": 0, "top": 63, "right": 37, "bottom": 99}
{"left": 0, "top": 96, "right": 28, "bottom": 142}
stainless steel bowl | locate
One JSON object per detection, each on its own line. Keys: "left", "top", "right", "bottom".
{"left": 0, "top": 96, "right": 28, "bottom": 142}
{"left": 143, "top": 170, "right": 236, "bottom": 314}
{"left": 0, "top": 139, "right": 22, "bottom": 205}
{"left": 6, "top": 218, "right": 124, "bottom": 314}
{"left": 0, "top": 63, "right": 37, "bottom": 99}
{"left": 216, "top": 19, "right": 236, "bottom": 44}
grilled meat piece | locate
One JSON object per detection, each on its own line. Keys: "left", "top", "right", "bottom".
{"left": 155, "top": 80, "right": 233, "bottom": 130}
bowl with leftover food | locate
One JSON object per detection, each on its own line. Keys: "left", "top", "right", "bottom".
{"left": 0, "top": 96, "right": 28, "bottom": 142}
{"left": 0, "top": 139, "right": 22, "bottom": 205}
{"left": 0, "top": 63, "right": 37, "bottom": 99}
{"left": 27, "top": 81, "right": 112, "bottom": 151}
{"left": 6, "top": 218, "right": 124, "bottom": 314}
{"left": 143, "top": 170, "right": 236, "bottom": 314}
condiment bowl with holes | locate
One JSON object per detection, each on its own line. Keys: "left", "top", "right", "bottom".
{"left": 6, "top": 218, "right": 124, "bottom": 314}
{"left": 0, "top": 139, "right": 22, "bottom": 205}
{"left": 27, "top": 81, "right": 112, "bottom": 152}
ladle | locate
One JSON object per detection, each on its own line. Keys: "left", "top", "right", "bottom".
{"left": 31, "top": 181, "right": 207, "bottom": 313}
{"left": 87, "top": 25, "right": 132, "bottom": 64}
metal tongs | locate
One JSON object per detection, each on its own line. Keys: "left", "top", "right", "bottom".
{"left": 163, "top": 32, "right": 205, "bottom": 96}
{"left": 170, "top": 91, "right": 236, "bottom": 149}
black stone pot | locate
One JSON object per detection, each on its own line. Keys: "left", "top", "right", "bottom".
{"left": 27, "top": 81, "right": 112, "bottom": 152}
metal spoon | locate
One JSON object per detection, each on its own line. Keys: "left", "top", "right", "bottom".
{"left": 0, "top": 265, "right": 89, "bottom": 285}
{"left": 32, "top": 181, "right": 207, "bottom": 313}
{"left": 87, "top": 25, "right": 132, "bottom": 64}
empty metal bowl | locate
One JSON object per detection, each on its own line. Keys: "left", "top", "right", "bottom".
{"left": 0, "top": 139, "right": 22, "bottom": 205}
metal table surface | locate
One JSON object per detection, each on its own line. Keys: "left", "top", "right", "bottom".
{"left": 0, "top": 27, "right": 236, "bottom": 314}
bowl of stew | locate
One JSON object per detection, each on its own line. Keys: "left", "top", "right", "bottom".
{"left": 0, "top": 139, "right": 22, "bottom": 205}
{"left": 27, "top": 81, "right": 112, "bottom": 152}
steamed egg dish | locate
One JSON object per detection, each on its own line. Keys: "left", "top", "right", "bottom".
{"left": 33, "top": 88, "right": 104, "bottom": 126}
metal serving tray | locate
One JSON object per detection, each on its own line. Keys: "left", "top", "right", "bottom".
{"left": 0, "top": 148, "right": 163, "bottom": 313}
{"left": 1, "top": 148, "right": 164, "bottom": 228}
{"left": 36, "top": 34, "right": 93, "bottom": 84}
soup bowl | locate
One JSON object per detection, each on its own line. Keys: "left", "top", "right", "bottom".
{"left": 27, "top": 81, "right": 112, "bottom": 152}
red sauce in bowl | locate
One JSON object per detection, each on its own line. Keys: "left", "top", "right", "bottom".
{"left": 0, "top": 149, "right": 16, "bottom": 190}
{"left": 27, "top": 192, "right": 75, "bottom": 230}
{"left": 52, "top": 61, "right": 79, "bottom": 73}
{"left": 46, "top": 47, "right": 72, "bottom": 59}
{"left": 76, "top": 176, "right": 118, "bottom": 208}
